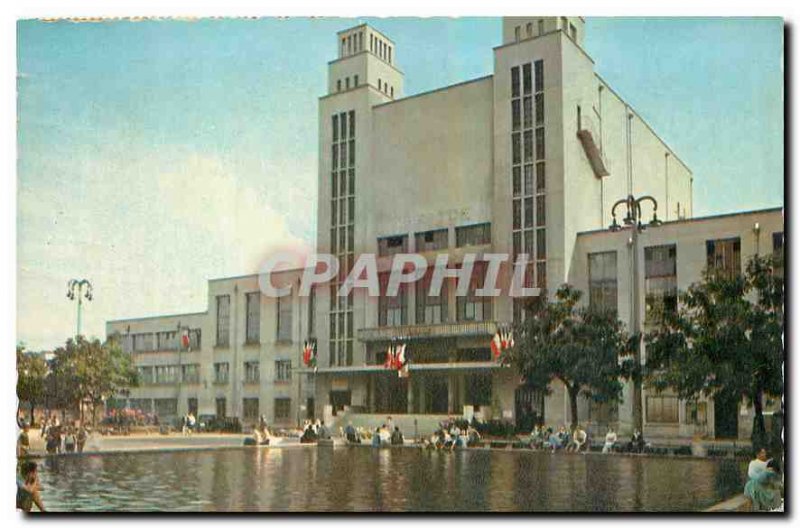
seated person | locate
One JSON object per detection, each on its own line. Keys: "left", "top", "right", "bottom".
{"left": 547, "top": 428, "right": 561, "bottom": 452}
{"left": 567, "top": 425, "right": 588, "bottom": 453}
{"left": 317, "top": 421, "right": 331, "bottom": 440}
{"left": 16, "top": 461, "right": 45, "bottom": 512}
{"left": 744, "top": 449, "right": 783, "bottom": 511}
{"left": 300, "top": 423, "right": 318, "bottom": 443}
{"left": 627, "top": 429, "right": 645, "bottom": 453}
{"left": 529, "top": 425, "right": 545, "bottom": 450}
{"left": 371, "top": 428, "right": 382, "bottom": 447}
{"left": 390, "top": 426, "right": 404, "bottom": 446}
{"left": 466, "top": 426, "right": 482, "bottom": 447}
{"left": 344, "top": 422, "right": 360, "bottom": 444}
{"left": 602, "top": 428, "right": 618, "bottom": 454}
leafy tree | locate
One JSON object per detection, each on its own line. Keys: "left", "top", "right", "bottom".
{"left": 645, "top": 254, "right": 784, "bottom": 449}
{"left": 505, "top": 285, "right": 634, "bottom": 429}
{"left": 51, "top": 336, "right": 139, "bottom": 426}
{"left": 16, "top": 345, "right": 48, "bottom": 424}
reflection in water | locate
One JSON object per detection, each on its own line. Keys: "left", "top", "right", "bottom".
{"left": 36, "top": 447, "right": 746, "bottom": 512}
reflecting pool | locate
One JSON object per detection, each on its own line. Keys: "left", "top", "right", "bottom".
{"left": 36, "top": 446, "right": 745, "bottom": 512}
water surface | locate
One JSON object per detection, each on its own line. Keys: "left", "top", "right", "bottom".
{"left": 36, "top": 446, "right": 745, "bottom": 512}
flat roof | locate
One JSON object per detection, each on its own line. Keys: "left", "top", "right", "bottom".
{"left": 106, "top": 311, "right": 207, "bottom": 325}
{"left": 576, "top": 206, "right": 784, "bottom": 237}
{"left": 336, "top": 22, "right": 395, "bottom": 45}
{"left": 372, "top": 74, "right": 493, "bottom": 110}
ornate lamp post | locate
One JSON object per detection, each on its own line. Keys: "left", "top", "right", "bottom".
{"left": 66, "top": 279, "right": 93, "bottom": 338}
{"left": 609, "top": 194, "right": 662, "bottom": 433}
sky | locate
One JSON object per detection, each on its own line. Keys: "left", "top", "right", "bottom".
{"left": 16, "top": 17, "right": 783, "bottom": 351}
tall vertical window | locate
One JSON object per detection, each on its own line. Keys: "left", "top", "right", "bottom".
{"left": 379, "top": 272, "right": 408, "bottom": 327}
{"left": 414, "top": 228, "right": 448, "bottom": 252}
{"left": 706, "top": 238, "right": 741, "bottom": 279}
{"left": 243, "top": 398, "right": 259, "bottom": 421}
{"left": 244, "top": 361, "right": 260, "bottom": 384}
{"left": 330, "top": 110, "right": 356, "bottom": 367}
{"left": 646, "top": 396, "right": 679, "bottom": 423}
{"left": 213, "top": 362, "right": 229, "bottom": 384}
{"left": 215, "top": 295, "right": 230, "bottom": 347}
{"left": 277, "top": 295, "right": 293, "bottom": 342}
{"left": 537, "top": 19, "right": 544, "bottom": 35}
{"left": 588, "top": 251, "right": 617, "bottom": 313}
{"left": 216, "top": 398, "right": 226, "bottom": 418}
{"left": 457, "top": 261, "right": 492, "bottom": 322}
{"left": 275, "top": 360, "right": 292, "bottom": 381}
{"left": 245, "top": 292, "right": 260, "bottom": 344}
{"left": 526, "top": 22, "right": 532, "bottom": 36}
{"left": 416, "top": 269, "right": 448, "bottom": 324}
{"left": 645, "top": 245, "right": 677, "bottom": 324}
{"left": 511, "top": 60, "right": 545, "bottom": 293}
{"left": 274, "top": 398, "right": 291, "bottom": 420}
{"left": 455, "top": 223, "right": 491, "bottom": 247}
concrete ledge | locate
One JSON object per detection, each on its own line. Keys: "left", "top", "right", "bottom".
{"left": 704, "top": 494, "right": 752, "bottom": 512}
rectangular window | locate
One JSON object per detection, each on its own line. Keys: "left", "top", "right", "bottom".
{"left": 526, "top": 22, "right": 533, "bottom": 36}
{"left": 645, "top": 245, "right": 677, "bottom": 324}
{"left": 340, "top": 112, "right": 347, "bottom": 140}
{"left": 308, "top": 286, "right": 316, "bottom": 337}
{"left": 378, "top": 272, "right": 408, "bottom": 327}
{"left": 137, "top": 366, "right": 154, "bottom": 384}
{"left": 511, "top": 66, "right": 520, "bottom": 98}
{"left": 245, "top": 292, "right": 261, "bottom": 344}
{"left": 213, "top": 362, "right": 229, "bottom": 384}
{"left": 345, "top": 77, "right": 350, "bottom": 90}
{"left": 349, "top": 110, "right": 356, "bottom": 138}
{"left": 457, "top": 261, "right": 492, "bottom": 322}
{"left": 514, "top": 26, "right": 521, "bottom": 42}
{"left": 538, "top": 19, "right": 544, "bottom": 35}
{"left": 522, "top": 63, "right": 532, "bottom": 95}
{"left": 512, "top": 166, "right": 521, "bottom": 196}
{"left": 243, "top": 398, "right": 259, "bottom": 421}
{"left": 525, "top": 164, "right": 533, "bottom": 196}
{"left": 512, "top": 200, "right": 521, "bottom": 230}
{"left": 570, "top": 24, "right": 577, "bottom": 40}
{"left": 588, "top": 251, "right": 617, "bottom": 313}
{"left": 277, "top": 295, "right": 293, "bottom": 342}
{"left": 773, "top": 232, "right": 784, "bottom": 277}
{"left": 511, "top": 99, "right": 521, "bottom": 131}
{"left": 524, "top": 197, "right": 533, "bottom": 228}
{"left": 523, "top": 130, "right": 533, "bottom": 162}
{"left": 706, "top": 237, "right": 741, "bottom": 279}
{"left": 349, "top": 139, "right": 355, "bottom": 165}
{"left": 414, "top": 228, "right": 448, "bottom": 252}
{"left": 216, "top": 397, "right": 226, "bottom": 418}
{"left": 154, "top": 398, "right": 178, "bottom": 418}
{"left": 275, "top": 360, "right": 292, "bottom": 381}
{"left": 535, "top": 93, "right": 544, "bottom": 125}
{"left": 536, "top": 162, "right": 546, "bottom": 192}
{"left": 646, "top": 395, "right": 679, "bottom": 423}
{"left": 181, "top": 364, "right": 200, "bottom": 384}
{"left": 336, "top": 79, "right": 341, "bottom": 92}
{"left": 536, "top": 228, "right": 546, "bottom": 258}
{"left": 416, "top": 270, "right": 448, "bottom": 324}
{"left": 456, "top": 223, "right": 491, "bottom": 247}
{"left": 244, "top": 361, "right": 260, "bottom": 384}
{"left": 274, "top": 398, "right": 291, "bottom": 420}
{"left": 353, "top": 75, "right": 359, "bottom": 86}
{"left": 216, "top": 295, "right": 230, "bottom": 347}
{"left": 535, "top": 127, "right": 545, "bottom": 159}
{"left": 536, "top": 195, "right": 546, "bottom": 226}
{"left": 534, "top": 60, "right": 544, "bottom": 92}
{"left": 512, "top": 133, "right": 521, "bottom": 164}
{"left": 378, "top": 235, "right": 408, "bottom": 256}
{"left": 523, "top": 96, "right": 532, "bottom": 128}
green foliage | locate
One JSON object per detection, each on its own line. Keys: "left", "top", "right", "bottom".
{"left": 645, "top": 254, "right": 784, "bottom": 448}
{"left": 506, "top": 285, "right": 634, "bottom": 428}
{"left": 25, "top": 336, "right": 139, "bottom": 424}
{"left": 16, "top": 345, "right": 48, "bottom": 414}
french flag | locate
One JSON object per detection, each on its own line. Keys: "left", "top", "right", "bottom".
{"left": 490, "top": 331, "right": 502, "bottom": 359}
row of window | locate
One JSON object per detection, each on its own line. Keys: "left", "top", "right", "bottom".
{"left": 126, "top": 397, "right": 292, "bottom": 422}
{"left": 138, "top": 360, "right": 292, "bottom": 386}
{"left": 513, "top": 18, "right": 576, "bottom": 42}
{"left": 377, "top": 223, "right": 492, "bottom": 257}
{"left": 377, "top": 262, "right": 494, "bottom": 327}
{"left": 330, "top": 110, "right": 356, "bottom": 367}
{"left": 587, "top": 233, "right": 783, "bottom": 319}
{"left": 340, "top": 30, "right": 393, "bottom": 64}
{"left": 121, "top": 329, "right": 201, "bottom": 354}
{"left": 214, "top": 293, "right": 293, "bottom": 347}
{"left": 335, "top": 75, "right": 359, "bottom": 93}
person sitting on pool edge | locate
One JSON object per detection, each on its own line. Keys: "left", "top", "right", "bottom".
{"left": 744, "top": 448, "right": 783, "bottom": 511}
{"left": 17, "top": 461, "right": 45, "bottom": 512}
{"left": 390, "top": 426, "right": 404, "bottom": 446}
{"left": 567, "top": 424, "right": 588, "bottom": 453}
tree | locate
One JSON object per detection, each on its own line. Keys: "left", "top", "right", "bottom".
{"left": 645, "top": 254, "right": 784, "bottom": 449}
{"left": 505, "top": 285, "right": 634, "bottom": 429}
{"left": 51, "top": 336, "right": 139, "bottom": 426}
{"left": 16, "top": 345, "right": 48, "bottom": 424}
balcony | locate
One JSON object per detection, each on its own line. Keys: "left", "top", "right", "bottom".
{"left": 357, "top": 320, "right": 496, "bottom": 342}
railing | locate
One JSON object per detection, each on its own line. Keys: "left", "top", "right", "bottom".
{"left": 357, "top": 320, "right": 497, "bottom": 342}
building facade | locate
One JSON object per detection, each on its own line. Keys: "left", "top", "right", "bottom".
{"left": 106, "top": 17, "right": 782, "bottom": 441}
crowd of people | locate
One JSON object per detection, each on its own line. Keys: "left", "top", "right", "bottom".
{"left": 423, "top": 420, "right": 481, "bottom": 451}
{"left": 528, "top": 424, "right": 647, "bottom": 454}
{"left": 299, "top": 419, "right": 332, "bottom": 443}
{"left": 36, "top": 416, "right": 89, "bottom": 455}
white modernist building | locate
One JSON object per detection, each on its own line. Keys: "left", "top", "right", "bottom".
{"left": 106, "top": 17, "right": 782, "bottom": 441}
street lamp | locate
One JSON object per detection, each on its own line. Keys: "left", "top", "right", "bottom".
{"left": 608, "top": 194, "right": 662, "bottom": 433}
{"left": 66, "top": 279, "right": 93, "bottom": 338}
